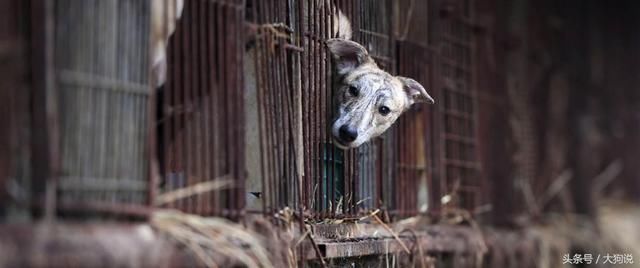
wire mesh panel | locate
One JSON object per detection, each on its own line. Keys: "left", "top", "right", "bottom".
{"left": 0, "top": 0, "right": 30, "bottom": 216}
{"left": 158, "top": 0, "right": 245, "bottom": 217}
{"left": 435, "top": 0, "right": 480, "bottom": 211}
{"left": 53, "top": 0, "right": 152, "bottom": 215}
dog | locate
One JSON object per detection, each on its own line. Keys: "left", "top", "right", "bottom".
{"left": 327, "top": 14, "right": 434, "bottom": 149}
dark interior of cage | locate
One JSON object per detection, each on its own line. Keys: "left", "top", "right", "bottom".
{"left": 156, "top": 0, "right": 245, "bottom": 217}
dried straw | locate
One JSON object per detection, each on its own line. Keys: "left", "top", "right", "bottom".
{"left": 151, "top": 210, "right": 275, "bottom": 268}
{"left": 155, "top": 176, "right": 232, "bottom": 206}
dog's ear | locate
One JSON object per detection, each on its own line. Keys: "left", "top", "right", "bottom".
{"left": 397, "top": 76, "right": 435, "bottom": 105}
{"left": 327, "top": 39, "right": 373, "bottom": 76}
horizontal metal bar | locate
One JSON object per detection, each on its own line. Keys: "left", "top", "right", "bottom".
{"left": 58, "top": 70, "right": 150, "bottom": 95}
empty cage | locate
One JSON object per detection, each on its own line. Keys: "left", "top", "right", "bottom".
{"left": 394, "top": 40, "right": 436, "bottom": 218}
{"left": 435, "top": 0, "right": 482, "bottom": 211}
{"left": 157, "top": 0, "right": 245, "bottom": 217}
{"left": 390, "top": 0, "right": 437, "bottom": 219}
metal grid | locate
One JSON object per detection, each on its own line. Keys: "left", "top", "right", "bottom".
{"left": 0, "top": 0, "right": 30, "bottom": 216}
{"left": 435, "top": 0, "right": 481, "bottom": 211}
{"left": 53, "top": 0, "right": 152, "bottom": 215}
{"left": 158, "top": 0, "right": 245, "bottom": 217}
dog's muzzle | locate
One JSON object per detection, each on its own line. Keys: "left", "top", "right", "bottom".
{"left": 333, "top": 124, "right": 358, "bottom": 148}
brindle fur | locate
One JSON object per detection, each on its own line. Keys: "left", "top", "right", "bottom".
{"left": 327, "top": 36, "right": 434, "bottom": 149}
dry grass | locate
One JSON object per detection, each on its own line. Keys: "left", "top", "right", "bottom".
{"left": 151, "top": 210, "right": 293, "bottom": 268}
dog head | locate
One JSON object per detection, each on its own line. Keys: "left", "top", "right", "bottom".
{"left": 327, "top": 39, "right": 434, "bottom": 149}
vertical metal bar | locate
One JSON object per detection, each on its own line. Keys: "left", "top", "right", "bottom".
{"left": 272, "top": 31, "right": 283, "bottom": 209}
{"left": 266, "top": 29, "right": 279, "bottom": 217}
{"left": 223, "top": 3, "right": 234, "bottom": 216}
{"left": 198, "top": 0, "right": 211, "bottom": 216}
{"left": 166, "top": 1, "right": 177, "bottom": 210}
{"left": 320, "top": 0, "right": 332, "bottom": 217}
{"left": 299, "top": 0, "right": 310, "bottom": 219}
{"left": 147, "top": 0, "right": 162, "bottom": 209}
{"left": 207, "top": 1, "right": 218, "bottom": 215}
{"left": 255, "top": 25, "right": 268, "bottom": 216}
{"left": 308, "top": 0, "right": 316, "bottom": 216}
{"left": 236, "top": 3, "right": 246, "bottom": 219}
{"left": 214, "top": 2, "right": 225, "bottom": 215}
{"left": 227, "top": 3, "right": 235, "bottom": 216}
{"left": 256, "top": 26, "right": 267, "bottom": 214}
{"left": 175, "top": 0, "right": 188, "bottom": 211}
{"left": 295, "top": 0, "right": 307, "bottom": 263}
{"left": 190, "top": 0, "right": 200, "bottom": 212}
{"left": 194, "top": 0, "right": 206, "bottom": 215}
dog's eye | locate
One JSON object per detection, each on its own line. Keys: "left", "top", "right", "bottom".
{"left": 348, "top": 86, "right": 359, "bottom": 97}
{"left": 378, "top": 106, "right": 391, "bottom": 116}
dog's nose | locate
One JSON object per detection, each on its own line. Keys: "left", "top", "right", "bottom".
{"left": 338, "top": 125, "right": 358, "bottom": 142}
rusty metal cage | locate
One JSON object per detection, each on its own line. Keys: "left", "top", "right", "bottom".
{"left": 0, "top": 0, "right": 483, "bottom": 222}
{"left": 52, "top": 0, "right": 153, "bottom": 215}
{"left": 249, "top": 0, "right": 397, "bottom": 221}
{"left": 434, "top": 0, "right": 481, "bottom": 211}
{"left": 157, "top": 0, "right": 245, "bottom": 217}
{"left": 393, "top": 41, "right": 436, "bottom": 218}
{"left": 388, "top": 0, "right": 438, "bottom": 219}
